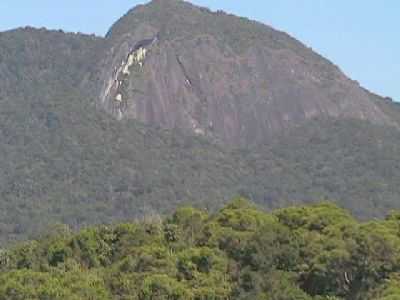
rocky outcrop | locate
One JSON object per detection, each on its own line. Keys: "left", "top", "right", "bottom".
{"left": 101, "top": 39, "right": 153, "bottom": 119}
{"left": 97, "top": 0, "right": 397, "bottom": 145}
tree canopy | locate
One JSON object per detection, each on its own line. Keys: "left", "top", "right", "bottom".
{"left": 1, "top": 198, "right": 400, "bottom": 299}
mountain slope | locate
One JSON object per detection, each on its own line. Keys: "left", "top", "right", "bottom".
{"left": 99, "top": 0, "right": 397, "bottom": 145}
{"left": 0, "top": 27, "right": 103, "bottom": 100}
{"left": 241, "top": 118, "right": 400, "bottom": 218}
{"left": 0, "top": 85, "right": 245, "bottom": 244}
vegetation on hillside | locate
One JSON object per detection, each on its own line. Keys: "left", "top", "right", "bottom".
{"left": 241, "top": 118, "right": 400, "bottom": 219}
{"left": 1, "top": 57, "right": 400, "bottom": 245}
{"left": 108, "top": 0, "right": 327, "bottom": 62}
{"left": 2, "top": 76, "right": 400, "bottom": 246}
{"left": 1, "top": 4, "right": 400, "bottom": 247}
{"left": 1, "top": 198, "right": 400, "bottom": 299}
{"left": 0, "top": 27, "right": 103, "bottom": 99}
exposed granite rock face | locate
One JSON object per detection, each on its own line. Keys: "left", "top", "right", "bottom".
{"left": 98, "top": 0, "right": 396, "bottom": 145}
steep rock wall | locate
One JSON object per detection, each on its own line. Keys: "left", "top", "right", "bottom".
{"left": 97, "top": 0, "right": 397, "bottom": 145}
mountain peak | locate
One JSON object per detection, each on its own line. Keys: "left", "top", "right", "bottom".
{"left": 106, "top": 0, "right": 212, "bottom": 40}
{"left": 148, "top": 0, "right": 186, "bottom": 5}
{"left": 100, "top": 0, "right": 396, "bottom": 145}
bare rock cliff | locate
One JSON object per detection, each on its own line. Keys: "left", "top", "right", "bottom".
{"left": 98, "top": 0, "right": 396, "bottom": 145}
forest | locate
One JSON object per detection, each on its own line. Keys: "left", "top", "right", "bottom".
{"left": 1, "top": 198, "right": 400, "bottom": 299}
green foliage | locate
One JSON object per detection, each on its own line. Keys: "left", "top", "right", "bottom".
{"left": 369, "top": 274, "right": 400, "bottom": 299}
{"left": 242, "top": 118, "right": 400, "bottom": 220}
{"left": 140, "top": 274, "right": 191, "bottom": 300}
{"left": 108, "top": 0, "right": 317, "bottom": 56}
{"left": 0, "top": 268, "right": 110, "bottom": 300}
{"left": 1, "top": 200, "right": 400, "bottom": 299}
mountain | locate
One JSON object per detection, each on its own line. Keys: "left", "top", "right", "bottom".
{"left": 0, "top": 27, "right": 103, "bottom": 100}
{"left": 98, "top": 0, "right": 397, "bottom": 145}
{"left": 0, "top": 0, "right": 400, "bottom": 245}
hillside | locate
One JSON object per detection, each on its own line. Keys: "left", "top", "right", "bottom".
{"left": 0, "top": 0, "right": 400, "bottom": 245}
{"left": 1, "top": 199, "right": 400, "bottom": 299}
{"left": 99, "top": 0, "right": 397, "bottom": 145}
{"left": 0, "top": 86, "right": 244, "bottom": 244}
{"left": 0, "top": 27, "right": 103, "bottom": 99}
{"left": 2, "top": 95, "right": 400, "bottom": 245}
{"left": 242, "top": 117, "right": 400, "bottom": 218}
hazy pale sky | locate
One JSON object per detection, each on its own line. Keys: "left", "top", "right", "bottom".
{"left": 0, "top": 0, "right": 398, "bottom": 101}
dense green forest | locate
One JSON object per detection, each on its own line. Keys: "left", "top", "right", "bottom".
{"left": 2, "top": 83, "right": 400, "bottom": 245}
{"left": 1, "top": 198, "right": 400, "bottom": 299}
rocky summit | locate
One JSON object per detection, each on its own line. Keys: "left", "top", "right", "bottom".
{"left": 98, "top": 0, "right": 397, "bottom": 145}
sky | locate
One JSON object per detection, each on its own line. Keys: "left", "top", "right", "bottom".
{"left": 0, "top": 0, "right": 398, "bottom": 101}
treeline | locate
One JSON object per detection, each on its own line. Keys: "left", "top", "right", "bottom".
{"left": 1, "top": 198, "right": 400, "bottom": 299}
